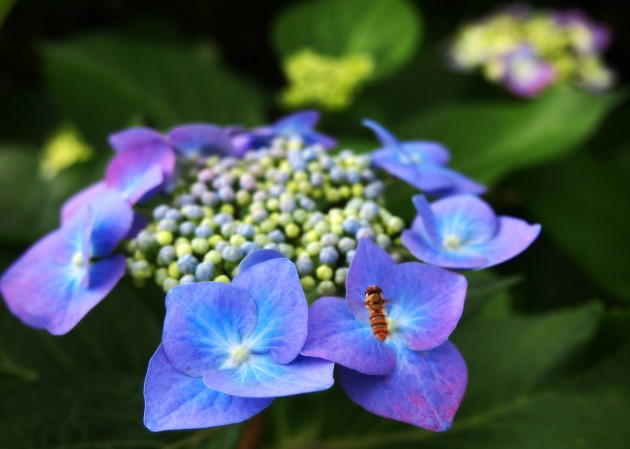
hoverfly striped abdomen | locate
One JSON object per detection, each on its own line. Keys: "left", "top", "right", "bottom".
{"left": 365, "top": 285, "right": 388, "bottom": 341}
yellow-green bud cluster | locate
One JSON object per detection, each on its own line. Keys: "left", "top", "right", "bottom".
{"left": 126, "top": 136, "right": 406, "bottom": 299}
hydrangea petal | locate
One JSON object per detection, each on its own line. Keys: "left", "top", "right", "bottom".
{"left": 162, "top": 282, "right": 258, "bottom": 377}
{"left": 275, "top": 110, "right": 337, "bottom": 149}
{"left": 1, "top": 224, "right": 126, "bottom": 336}
{"left": 126, "top": 212, "right": 149, "bottom": 239}
{"left": 346, "top": 239, "right": 395, "bottom": 321}
{"left": 203, "top": 355, "right": 333, "bottom": 398}
{"left": 144, "top": 345, "right": 272, "bottom": 431}
{"left": 431, "top": 194, "right": 498, "bottom": 245}
{"left": 466, "top": 217, "right": 541, "bottom": 268}
{"left": 338, "top": 341, "right": 467, "bottom": 431}
{"left": 168, "top": 124, "right": 235, "bottom": 158}
{"left": 402, "top": 142, "right": 451, "bottom": 166}
{"left": 362, "top": 119, "right": 400, "bottom": 148}
{"left": 237, "top": 249, "right": 284, "bottom": 274}
{"left": 401, "top": 229, "right": 488, "bottom": 269}
{"left": 60, "top": 185, "right": 133, "bottom": 257}
{"left": 1, "top": 228, "right": 85, "bottom": 332}
{"left": 87, "top": 192, "right": 134, "bottom": 258}
{"left": 108, "top": 127, "right": 165, "bottom": 154}
{"left": 301, "top": 297, "right": 396, "bottom": 375}
{"left": 410, "top": 195, "right": 442, "bottom": 246}
{"left": 231, "top": 258, "right": 307, "bottom": 364}
{"left": 61, "top": 181, "right": 108, "bottom": 223}
{"left": 380, "top": 263, "right": 466, "bottom": 351}
{"left": 105, "top": 153, "right": 166, "bottom": 205}
{"left": 56, "top": 253, "right": 127, "bottom": 335}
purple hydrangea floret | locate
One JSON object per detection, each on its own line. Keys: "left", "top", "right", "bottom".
{"left": 301, "top": 239, "right": 468, "bottom": 431}
{"left": 144, "top": 250, "right": 334, "bottom": 431}
{"left": 230, "top": 110, "right": 337, "bottom": 155}
{"left": 502, "top": 46, "right": 556, "bottom": 98}
{"left": 0, "top": 187, "right": 133, "bottom": 335}
{"left": 402, "top": 194, "right": 541, "bottom": 270}
{"left": 363, "top": 120, "right": 486, "bottom": 197}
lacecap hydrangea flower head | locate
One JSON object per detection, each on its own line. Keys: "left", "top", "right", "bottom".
{"left": 447, "top": 4, "right": 614, "bottom": 97}
{"left": 0, "top": 110, "right": 540, "bottom": 431}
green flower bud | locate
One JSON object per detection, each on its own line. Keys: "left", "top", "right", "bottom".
{"left": 316, "top": 265, "right": 333, "bottom": 281}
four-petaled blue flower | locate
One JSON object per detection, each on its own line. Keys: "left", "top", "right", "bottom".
{"left": 143, "top": 250, "right": 335, "bottom": 431}
{"left": 0, "top": 187, "right": 133, "bottom": 335}
{"left": 363, "top": 120, "right": 486, "bottom": 197}
{"left": 230, "top": 110, "right": 337, "bottom": 155}
{"left": 301, "top": 239, "right": 468, "bottom": 431}
{"left": 402, "top": 194, "right": 541, "bottom": 269}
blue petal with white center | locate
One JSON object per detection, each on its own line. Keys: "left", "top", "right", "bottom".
{"left": 1, "top": 204, "right": 129, "bottom": 335}
{"left": 403, "top": 194, "right": 541, "bottom": 269}
{"left": 162, "top": 282, "right": 258, "bottom": 377}
{"left": 203, "top": 355, "right": 333, "bottom": 398}
{"left": 364, "top": 119, "right": 485, "bottom": 196}
{"left": 231, "top": 258, "right": 308, "bottom": 364}
{"left": 144, "top": 345, "right": 272, "bottom": 431}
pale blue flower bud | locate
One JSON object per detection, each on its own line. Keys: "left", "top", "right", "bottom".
{"left": 179, "top": 274, "right": 196, "bottom": 285}
{"left": 338, "top": 237, "right": 357, "bottom": 253}
{"left": 195, "top": 262, "right": 216, "bottom": 281}
{"left": 177, "top": 254, "right": 199, "bottom": 275}
{"left": 241, "top": 241, "right": 260, "bottom": 255}
{"left": 319, "top": 246, "right": 339, "bottom": 265}
{"left": 179, "top": 221, "right": 196, "bottom": 237}
{"left": 237, "top": 223, "right": 255, "bottom": 239}
{"left": 222, "top": 245, "right": 243, "bottom": 263}
{"left": 296, "top": 255, "right": 314, "bottom": 275}
{"left": 201, "top": 191, "right": 219, "bottom": 207}
{"left": 158, "top": 219, "right": 178, "bottom": 232}
{"left": 195, "top": 223, "right": 213, "bottom": 238}
{"left": 158, "top": 245, "right": 176, "bottom": 265}
{"left": 153, "top": 205, "right": 170, "bottom": 220}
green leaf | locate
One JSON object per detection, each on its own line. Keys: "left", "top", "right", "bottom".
{"left": 42, "top": 34, "right": 265, "bottom": 146}
{"left": 0, "top": 145, "right": 109, "bottom": 244}
{"left": 516, "top": 153, "right": 630, "bottom": 302}
{"left": 0, "top": 147, "right": 49, "bottom": 243}
{"left": 273, "top": 0, "right": 422, "bottom": 80}
{"left": 397, "top": 87, "right": 622, "bottom": 185}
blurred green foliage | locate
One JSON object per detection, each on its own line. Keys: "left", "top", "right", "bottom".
{"left": 0, "top": 0, "right": 628, "bottom": 447}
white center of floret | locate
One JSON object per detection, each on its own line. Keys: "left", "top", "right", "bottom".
{"left": 71, "top": 251, "right": 85, "bottom": 267}
{"left": 228, "top": 345, "right": 251, "bottom": 366}
{"left": 443, "top": 234, "right": 462, "bottom": 251}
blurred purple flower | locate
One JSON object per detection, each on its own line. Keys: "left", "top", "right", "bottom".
{"left": 144, "top": 250, "right": 334, "bottom": 431}
{"left": 402, "top": 194, "right": 541, "bottom": 270}
{"left": 1, "top": 187, "right": 133, "bottom": 335}
{"left": 301, "top": 239, "right": 468, "bottom": 431}
{"left": 363, "top": 120, "right": 486, "bottom": 196}
{"left": 502, "top": 46, "right": 556, "bottom": 98}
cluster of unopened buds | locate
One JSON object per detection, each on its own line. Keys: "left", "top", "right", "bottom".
{"left": 447, "top": 4, "right": 614, "bottom": 97}
{"left": 1, "top": 111, "right": 540, "bottom": 432}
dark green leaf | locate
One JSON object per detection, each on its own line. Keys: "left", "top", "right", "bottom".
{"left": 516, "top": 153, "right": 630, "bottom": 302}
{"left": 273, "top": 0, "right": 422, "bottom": 80}
{"left": 42, "top": 34, "right": 265, "bottom": 146}
{"left": 397, "top": 87, "right": 622, "bottom": 185}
